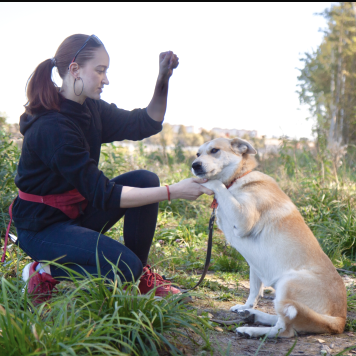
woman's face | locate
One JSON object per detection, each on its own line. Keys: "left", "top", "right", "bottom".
{"left": 79, "top": 46, "right": 110, "bottom": 100}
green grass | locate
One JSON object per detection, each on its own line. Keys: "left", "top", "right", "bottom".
{"left": 1, "top": 135, "right": 356, "bottom": 354}
{"left": 0, "top": 250, "right": 212, "bottom": 355}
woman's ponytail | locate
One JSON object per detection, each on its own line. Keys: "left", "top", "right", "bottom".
{"left": 24, "top": 58, "right": 61, "bottom": 114}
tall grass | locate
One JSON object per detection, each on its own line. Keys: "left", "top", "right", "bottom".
{"left": 261, "top": 138, "right": 356, "bottom": 267}
{"left": 0, "top": 250, "right": 211, "bottom": 355}
{"left": 1, "top": 132, "right": 356, "bottom": 354}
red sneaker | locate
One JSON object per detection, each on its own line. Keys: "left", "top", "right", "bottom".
{"left": 22, "top": 262, "right": 60, "bottom": 305}
{"left": 138, "top": 265, "right": 181, "bottom": 297}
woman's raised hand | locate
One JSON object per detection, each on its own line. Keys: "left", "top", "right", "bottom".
{"left": 169, "top": 178, "right": 214, "bottom": 201}
{"left": 147, "top": 51, "right": 179, "bottom": 122}
{"left": 159, "top": 51, "right": 179, "bottom": 82}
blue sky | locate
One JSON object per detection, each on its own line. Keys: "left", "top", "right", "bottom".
{"left": 0, "top": 2, "right": 331, "bottom": 139}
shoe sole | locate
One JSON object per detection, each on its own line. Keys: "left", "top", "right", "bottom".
{"left": 22, "top": 263, "right": 32, "bottom": 294}
{"left": 22, "top": 263, "right": 31, "bottom": 282}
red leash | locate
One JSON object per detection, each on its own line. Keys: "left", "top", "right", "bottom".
{"left": 1, "top": 200, "right": 15, "bottom": 263}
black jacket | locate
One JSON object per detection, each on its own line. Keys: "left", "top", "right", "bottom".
{"left": 12, "top": 98, "right": 162, "bottom": 231}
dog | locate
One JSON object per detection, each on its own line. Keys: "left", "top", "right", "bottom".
{"left": 191, "top": 137, "right": 347, "bottom": 338}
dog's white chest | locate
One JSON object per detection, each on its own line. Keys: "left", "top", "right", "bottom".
{"left": 215, "top": 206, "right": 245, "bottom": 246}
{"left": 215, "top": 200, "right": 277, "bottom": 287}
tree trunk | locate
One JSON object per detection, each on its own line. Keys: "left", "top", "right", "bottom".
{"left": 328, "top": 8, "right": 344, "bottom": 147}
{"left": 339, "top": 72, "right": 345, "bottom": 142}
{"left": 328, "top": 50, "right": 337, "bottom": 145}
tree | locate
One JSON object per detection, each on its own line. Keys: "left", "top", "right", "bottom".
{"left": 298, "top": 2, "right": 356, "bottom": 146}
{"left": 200, "top": 128, "right": 219, "bottom": 142}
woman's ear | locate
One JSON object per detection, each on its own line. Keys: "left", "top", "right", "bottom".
{"left": 68, "top": 62, "right": 80, "bottom": 78}
{"left": 230, "top": 137, "right": 257, "bottom": 155}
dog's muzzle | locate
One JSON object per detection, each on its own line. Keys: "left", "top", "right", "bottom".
{"left": 192, "top": 161, "right": 204, "bottom": 175}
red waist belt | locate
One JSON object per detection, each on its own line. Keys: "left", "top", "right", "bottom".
{"left": 18, "top": 189, "right": 88, "bottom": 220}
{"left": 1, "top": 189, "right": 88, "bottom": 262}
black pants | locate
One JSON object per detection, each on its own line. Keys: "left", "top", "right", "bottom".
{"left": 16, "top": 170, "right": 159, "bottom": 282}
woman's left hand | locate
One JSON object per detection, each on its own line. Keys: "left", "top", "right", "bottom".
{"left": 158, "top": 51, "right": 179, "bottom": 82}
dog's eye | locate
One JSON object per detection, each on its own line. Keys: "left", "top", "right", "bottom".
{"left": 211, "top": 148, "right": 220, "bottom": 154}
{"left": 196, "top": 153, "right": 200, "bottom": 157}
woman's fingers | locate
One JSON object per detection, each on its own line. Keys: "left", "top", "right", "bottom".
{"left": 160, "top": 52, "right": 179, "bottom": 69}
{"left": 170, "top": 177, "right": 214, "bottom": 200}
{"left": 192, "top": 178, "right": 213, "bottom": 196}
{"left": 201, "top": 187, "right": 214, "bottom": 196}
{"left": 169, "top": 54, "right": 179, "bottom": 69}
{"left": 192, "top": 178, "right": 208, "bottom": 184}
{"left": 192, "top": 179, "right": 213, "bottom": 196}
{"left": 161, "top": 51, "right": 172, "bottom": 66}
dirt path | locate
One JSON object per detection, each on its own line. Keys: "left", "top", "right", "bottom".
{"left": 189, "top": 273, "right": 356, "bottom": 356}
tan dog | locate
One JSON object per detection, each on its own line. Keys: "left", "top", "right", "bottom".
{"left": 192, "top": 137, "right": 346, "bottom": 338}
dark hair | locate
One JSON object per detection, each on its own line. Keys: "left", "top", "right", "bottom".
{"left": 24, "top": 34, "right": 103, "bottom": 114}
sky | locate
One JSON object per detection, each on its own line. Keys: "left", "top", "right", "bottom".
{"left": 0, "top": 2, "right": 332, "bottom": 139}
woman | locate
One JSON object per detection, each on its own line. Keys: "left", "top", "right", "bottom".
{"left": 10, "top": 34, "right": 212, "bottom": 304}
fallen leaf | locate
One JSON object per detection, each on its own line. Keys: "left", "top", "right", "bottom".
{"left": 214, "top": 326, "right": 224, "bottom": 332}
{"left": 346, "top": 332, "right": 355, "bottom": 337}
{"left": 208, "top": 313, "right": 214, "bottom": 319}
{"left": 317, "top": 339, "right": 326, "bottom": 344}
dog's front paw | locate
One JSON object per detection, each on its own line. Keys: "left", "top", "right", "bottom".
{"left": 201, "top": 179, "right": 225, "bottom": 192}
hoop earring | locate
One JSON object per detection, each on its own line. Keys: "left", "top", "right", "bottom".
{"left": 73, "top": 77, "right": 84, "bottom": 96}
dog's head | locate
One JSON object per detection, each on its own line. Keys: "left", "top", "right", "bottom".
{"left": 191, "top": 137, "right": 257, "bottom": 182}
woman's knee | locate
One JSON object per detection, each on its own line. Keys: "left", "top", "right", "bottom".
{"left": 120, "top": 254, "right": 142, "bottom": 282}
{"left": 103, "top": 254, "right": 142, "bottom": 283}
{"left": 130, "top": 256, "right": 143, "bottom": 281}
{"left": 111, "top": 170, "right": 160, "bottom": 188}
{"left": 136, "top": 170, "right": 160, "bottom": 188}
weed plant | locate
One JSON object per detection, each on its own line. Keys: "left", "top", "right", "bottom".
{"left": 1, "top": 134, "right": 356, "bottom": 354}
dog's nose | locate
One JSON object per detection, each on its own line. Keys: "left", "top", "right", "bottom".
{"left": 192, "top": 161, "right": 202, "bottom": 170}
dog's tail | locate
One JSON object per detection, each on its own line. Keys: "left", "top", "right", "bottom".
{"left": 277, "top": 299, "right": 346, "bottom": 335}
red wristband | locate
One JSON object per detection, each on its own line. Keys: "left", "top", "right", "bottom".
{"left": 165, "top": 185, "right": 171, "bottom": 204}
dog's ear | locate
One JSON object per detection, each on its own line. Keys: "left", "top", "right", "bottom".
{"left": 230, "top": 138, "right": 257, "bottom": 155}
